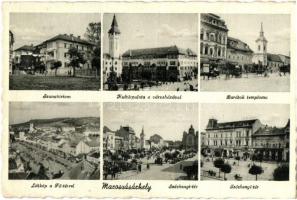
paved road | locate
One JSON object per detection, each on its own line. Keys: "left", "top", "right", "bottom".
{"left": 201, "top": 73, "right": 289, "bottom": 92}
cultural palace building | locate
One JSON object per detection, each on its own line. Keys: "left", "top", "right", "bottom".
{"left": 201, "top": 118, "right": 290, "bottom": 162}
{"left": 104, "top": 14, "right": 198, "bottom": 83}
{"left": 200, "top": 14, "right": 290, "bottom": 74}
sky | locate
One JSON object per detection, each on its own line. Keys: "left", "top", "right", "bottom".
{"left": 10, "top": 13, "right": 101, "bottom": 49}
{"left": 104, "top": 103, "right": 199, "bottom": 141}
{"left": 9, "top": 102, "right": 100, "bottom": 125}
{"left": 200, "top": 103, "right": 289, "bottom": 132}
{"left": 219, "top": 14, "right": 290, "bottom": 56}
{"left": 103, "top": 13, "right": 198, "bottom": 55}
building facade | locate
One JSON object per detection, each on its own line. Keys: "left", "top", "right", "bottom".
{"left": 122, "top": 45, "right": 197, "bottom": 82}
{"left": 37, "top": 34, "right": 95, "bottom": 76}
{"left": 9, "top": 30, "right": 14, "bottom": 74}
{"left": 252, "top": 120, "right": 289, "bottom": 162}
{"left": 13, "top": 45, "right": 35, "bottom": 64}
{"left": 203, "top": 119, "right": 263, "bottom": 158}
{"left": 226, "top": 37, "right": 253, "bottom": 70}
{"left": 200, "top": 13, "right": 228, "bottom": 73}
{"left": 267, "top": 53, "right": 283, "bottom": 72}
{"left": 202, "top": 118, "right": 290, "bottom": 162}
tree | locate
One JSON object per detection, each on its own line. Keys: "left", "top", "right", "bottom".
{"left": 249, "top": 164, "right": 263, "bottom": 181}
{"left": 68, "top": 47, "right": 86, "bottom": 77}
{"left": 91, "top": 47, "right": 100, "bottom": 78}
{"left": 235, "top": 156, "right": 240, "bottom": 166}
{"left": 85, "top": 22, "right": 101, "bottom": 47}
{"left": 51, "top": 60, "right": 62, "bottom": 76}
{"left": 221, "top": 163, "right": 232, "bottom": 180}
{"left": 273, "top": 164, "right": 289, "bottom": 181}
{"left": 213, "top": 158, "right": 224, "bottom": 178}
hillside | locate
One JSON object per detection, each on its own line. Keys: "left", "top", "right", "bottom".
{"left": 11, "top": 117, "right": 100, "bottom": 129}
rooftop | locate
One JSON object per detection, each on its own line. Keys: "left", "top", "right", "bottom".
{"left": 206, "top": 119, "right": 259, "bottom": 130}
{"left": 227, "top": 37, "right": 253, "bottom": 53}
{"left": 43, "top": 34, "right": 95, "bottom": 46}
{"left": 108, "top": 14, "right": 121, "bottom": 35}
{"left": 253, "top": 126, "right": 286, "bottom": 137}
{"left": 122, "top": 45, "right": 197, "bottom": 58}
{"left": 14, "top": 45, "right": 35, "bottom": 52}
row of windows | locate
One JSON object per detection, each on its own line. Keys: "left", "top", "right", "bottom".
{"left": 201, "top": 45, "right": 225, "bottom": 58}
{"left": 200, "top": 30, "right": 227, "bottom": 45}
{"left": 105, "top": 67, "right": 118, "bottom": 71}
{"left": 211, "top": 139, "right": 249, "bottom": 146}
{"left": 208, "top": 130, "right": 250, "bottom": 138}
{"left": 254, "top": 142, "right": 283, "bottom": 148}
{"left": 105, "top": 61, "right": 118, "bottom": 65}
{"left": 64, "top": 43, "right": 88, "bottom": 51}
{"left": 180, "top": 66, "right": 195, "bottom": 70}
{"left": 228, "top": 53, "right": 251, "bottom": 61}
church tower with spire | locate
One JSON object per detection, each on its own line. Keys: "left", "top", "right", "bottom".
{"left": 252, "top": 22, "right": 268, "bottom": 66}
{"left": 140, "top": 126, "right": 145, "bottom": 149}
{"left": 108, "top": 14, "right": 121, "bottom": 59}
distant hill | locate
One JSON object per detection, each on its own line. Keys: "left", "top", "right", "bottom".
{"left": 11, "top": 117, "right": 100, "bottom": 129}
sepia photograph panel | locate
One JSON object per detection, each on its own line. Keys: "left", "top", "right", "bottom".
{"left": 9, "top": 13, "right": 101, "bottom": 90}
{"left": 200, "top": 14, "right": 290, "bottom": 92}
{"left": 103, "top": 103, "right": 199, "bottom": 180}
{"left": 9, "top": 102, "right": 100, "bottom": 180}
{"left": 103, "top": 13, "right": 198, "bottom": 91}
{"left": 200, "top": 103, "right": 290, "bottom": 181}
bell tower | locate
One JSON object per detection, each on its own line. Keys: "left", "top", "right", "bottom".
{"left": 253, "top": 22, "right": 268, "bottom": 66}
{"left": 108, "top": 14, "right": 121, "bottom": 58}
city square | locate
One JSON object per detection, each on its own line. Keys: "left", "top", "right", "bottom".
{"left": 103, "top": 103, "right": 199, "bottom": 180}
{"left": 200, "top": 14, "right": 290, "bottom": 92}
{"left": 200, "top": 104, "right": 290, "bottom": 181}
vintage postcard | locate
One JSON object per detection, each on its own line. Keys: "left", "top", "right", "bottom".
{"left": 1, "top": 1, "right": 296, "bottom": 199}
